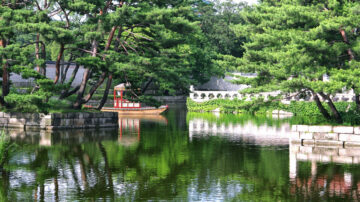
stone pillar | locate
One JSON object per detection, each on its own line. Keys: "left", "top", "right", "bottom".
{"left": 289, "top": 144, "right": 297, "bottom": 180}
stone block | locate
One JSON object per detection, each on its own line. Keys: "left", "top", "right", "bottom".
{"left": 25, "top": 125, "right": 42, "bottom": 130}
{"left": 77, "top": 113, "right": 84, "bottom": 119}
{"left": 296, "top": 153, "right": 308, "bottom": 161}
{"left": 344, "top": 142, "right": 360, "bottom": 148}
{"left": 302, "top": 139, "right": 315, "bottom": 146}
{"left": 0, "top": 118, "right": 9, "bottom": 124}
{"left": 290, "top": 145, "right": 300, "bottom": 153}
{"left": 339, "top": 134, "right": 360, "bottom": 142}
{"left": 104, "top": 112, "right": 114, "bottom": 118}
{"left": 52, "top": 113, "right": 62, "bottom": 119}
{"left": 332, "top": 156, "right": 353, "bottom": 164}
{"left": 3, "top": 113, "right": 10, "bottom": 118}
{"left": 97, "top": 113, "right": 104, "bottom": 118}
{"left": 353, "top": 157, "right": 360, "bottom": 164}
{"left": 339, "top": 148, "right": 360, "bottom": 156}
{"left": 308, "top": 125, "right": 332, "bottom": 133}
{"left": 9, "top": 118, "right": 26, "bottom": 124}
{"left": 92, "top": 118, "right": 100, "bottom": 125}
{"left": 313, "top": 132, "right": 338, "bottom": 141}
{"left": 44, "top": 117, "right": 52, "bottom": 126}
{"left": 0, "top": 112, "right": 4, "bottom": 118}
{"left": 315, "top": 140, "right": 343, "bottom": 147}
{"left": 66, "top": 113, "right": 76, "bottom": 119}
{"left": 83, "top": 113, "right": 91, "bottom": 118}
{"left": 60, "top": 119, "right": 73, "bottom": 126}
{"left": 84, "top": 118, "right": 92, "bottom": 125}
{"left": 333, "top": 126, "right": 354, "bottom": 134}
{"left": 290, "top": 132, "right": 299, "bottom": 139}
{"left": 307, "top": 153, "right": 326, "bottom": 162}
{"left": 7, "top": 124, "right": 24, "bottom": 129}
{"left": 9, "top": 112, "right": 20, "bottom": 118}
{"left": 84, "top": 124, "right": 96, "bottom": 129}
{"left": 73, "top": 119, "right": 85, "bottom": 126}
{"left": 299, "top": 146, "right": 313, "bottom": 154}
{"left": 52, "top": 118, "right": 61, "bottom": 126}
{"left": 297, "top": 125, "right": 309, "bottom": 132}
{"left": 22, "top": 113, "right": 32, "bottom": 119}
{"left": 313, "top": 147, "right": 339, "bottom": 156}
{"left": 354, "top": 127, "right": 360, "bottom": 135}
{"left": 290, "top": 139, "right": 301, "bottom": 144}
{"left": 300, "top": 132, "right": 313, "bottom": 140}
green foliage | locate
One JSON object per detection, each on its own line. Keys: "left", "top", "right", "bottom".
{"left": 0, "top": 131, "right": 11, "bottom": 166}
{"left": 187, "top": 97, "right": 285, "bottom": 114}
{"left": 286, "top": 101, "right": 360, "bottom": 125}
{"left": 231, "top": 0, "right": 360, "bottom": 121}
{"left": 4, "top": 94, "right": 48, "bottom": 113}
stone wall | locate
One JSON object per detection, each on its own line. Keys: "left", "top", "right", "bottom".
{"left": 0, "top": 112, "right": 118, "bottom": 130}
{"left": 290, "top": 125, "right": 360, "bottom": 146}
{"left": 8, "top": 128, "right": 118, "bottom": 146}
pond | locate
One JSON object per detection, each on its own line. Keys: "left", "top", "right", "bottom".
{"left": 1, "top": 106, "right": 360, "bottom": 201}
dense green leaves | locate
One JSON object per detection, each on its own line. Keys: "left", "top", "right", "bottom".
{"left": 232, "top": 0, "right": 360, "bottom": 122}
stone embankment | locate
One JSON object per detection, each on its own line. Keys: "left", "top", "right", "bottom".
{"left": 291, "top": 125, "right": 360, "bottom": 147}
{"left": 0, "top": 112, "right": 118, "bottom": 130}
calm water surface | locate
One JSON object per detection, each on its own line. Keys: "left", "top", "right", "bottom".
{"left": 1, "top": 107, "right": 360, "bottom": 201}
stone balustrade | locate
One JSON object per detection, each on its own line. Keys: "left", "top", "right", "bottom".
{"left": 290, "top": 125, "right": 360, "bottom": 147}
{"left": 189, "top": 90, "right": 357, "bottom": 103}
{"left": 0, "top": 112, "right": 118, "bottom": 130}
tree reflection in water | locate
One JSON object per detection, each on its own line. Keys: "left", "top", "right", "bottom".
{"left": 0, "top": 111, "right": 360, "bottom": 201}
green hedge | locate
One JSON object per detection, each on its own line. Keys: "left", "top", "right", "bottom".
{"left": 187, "top": 98, "right": 360, "bottom": 125}
{"left": 186, "top": 98, "right": 285, "bottom": 114}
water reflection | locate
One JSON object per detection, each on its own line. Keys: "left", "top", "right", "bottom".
{"left": 290, "top": 142, "right": 360, "bottom": 200}
{"left": 118, "top": 115, "right": 167, "bottom": 146}
{"left": 188, "top": 112, "right": 291, "bottom": 145}
{"left": 3, "top": 110, "right": 360, "bottom": 201}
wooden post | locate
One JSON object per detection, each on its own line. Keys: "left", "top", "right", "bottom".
{"left": 113, "top": 90, "right": 116, "bottom": 108}
{"left": 120, "top": 91, "right": 123, "bottom": 108}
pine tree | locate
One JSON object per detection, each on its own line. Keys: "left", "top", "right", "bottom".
{"left": 232, "top": 0, "right": 360, "bottom": 123}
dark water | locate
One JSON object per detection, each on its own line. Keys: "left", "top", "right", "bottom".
{"left": 1, "top": 107, "right": 360, "bottom": 201}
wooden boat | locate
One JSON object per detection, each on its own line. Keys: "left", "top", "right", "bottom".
{"left": 100, "top": 83, "right": 168, "bottom": 115}
{"left": 101, "top": 105, "right": 168, "bottom": 114}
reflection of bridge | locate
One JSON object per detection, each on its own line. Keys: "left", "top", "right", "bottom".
{"left": 188, "top": 118, "right": 291, "bottom": 145}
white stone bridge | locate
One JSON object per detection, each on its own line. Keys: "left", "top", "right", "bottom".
{"left": 189, "top": 89, "right": 356, "bottom": 104}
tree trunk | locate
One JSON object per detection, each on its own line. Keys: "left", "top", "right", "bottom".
{"left": 319, "top": 92, "right": 342, "bottom": 123}
{"left": 61, "top": 54, "right": 73, "bottom": 84}
{"left": 73, "top": 68, "right": 91, "bottom": 109}
{"left": 40, "top": 42, "right": 46, "bottom": 76}
{"left": 82, "top": 72, "right": 107, "bottom": 103}
{"left": 35, "top": 33, "right": 40, "bottom": 72}
{"left": 356, "top": 93, "right": 360, "bottom": 110}
{"left": 339, "top": 28, "right": 355, "bottom": 60}
{"left": 98, "top": 142, "right": 114, "bottom": 191}
{"left": 73, "top": 40, "right": 98, "bottom": 109}
{"left": 97, "top": 74, "right": 112, "bottom": 110}
{"left": 60, "top": 85, "right": 80, "bottom": 100}
{"left": 141, "top": 78, "right": 153, "bottom": 94}
{"left": 54, "top": 43, "right": 65, "bottom": 84}
{"left": 60, "top": 63, "right": 80, "bottom": 99}
{"left": 312, "top": 92, "right": 331, "bottom": 120}
{"left": 1, "top": 39, "right": 9, "bottom": 107}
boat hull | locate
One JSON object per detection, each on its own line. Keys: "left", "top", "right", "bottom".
{"left": 101, "top": 105, "right": 168, "bottom": 115}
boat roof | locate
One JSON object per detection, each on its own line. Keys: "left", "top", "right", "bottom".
{"left": 114, "top": 83, "right": 131, "bottom": 91}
